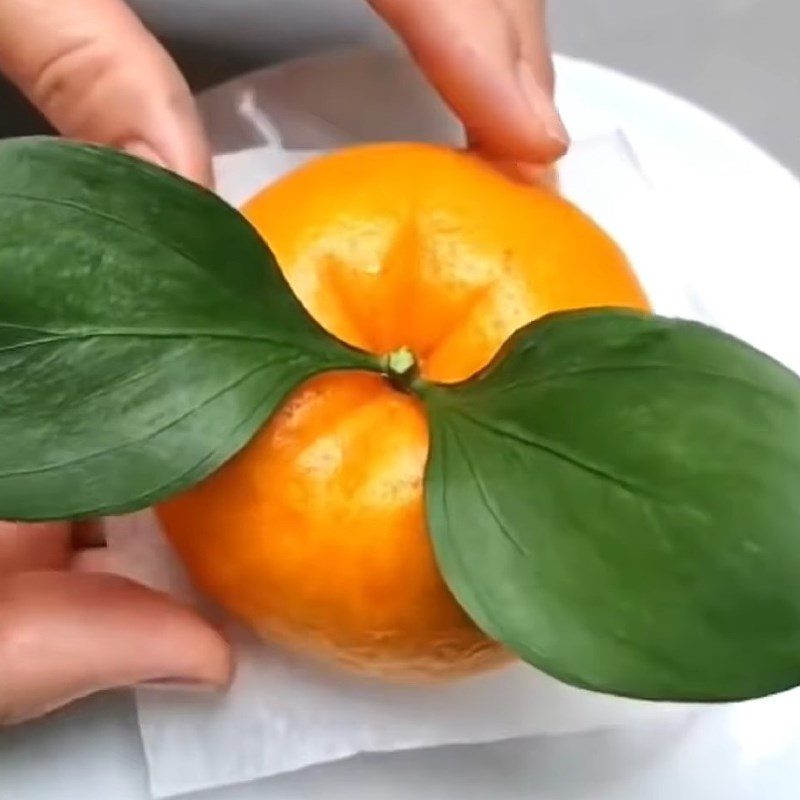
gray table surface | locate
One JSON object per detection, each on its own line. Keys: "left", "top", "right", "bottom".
{"left": 0, "top": 0, "right": 797, "bottom": 176}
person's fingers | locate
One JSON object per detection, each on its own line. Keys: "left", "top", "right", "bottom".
{"left": 370, "top": 0, "right": 567, "bottom": 163}
{"left": 501, "top": 0, "right": 554, "bottom": 94}
{"left": 0, "top": 570, "right": 231, "bottom": 725}
{"left": 0, "top": 0, "right": 212, "bottom": 185}
{"left": 0, "top": 522, "right": 72, "bottom": 576}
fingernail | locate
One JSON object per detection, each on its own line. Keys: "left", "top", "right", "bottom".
{"left": 123, "top": 140, "right": 168, "bottom": 171}
{"left": 516, "top": 163, "right": 561, "bottom": 192}
{"left": 516, "top": 60, "right": 570, "bottom": 147}
{"left": 138, "top": 677, "right": 220, "bottom": 692}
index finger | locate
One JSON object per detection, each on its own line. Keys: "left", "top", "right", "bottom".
{"left": 370, "top": 0, "right": 567, "bottom": 163}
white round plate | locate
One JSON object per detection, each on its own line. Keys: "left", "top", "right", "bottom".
{"left": 2, "top": 50, "right": 800, "bottom": 800}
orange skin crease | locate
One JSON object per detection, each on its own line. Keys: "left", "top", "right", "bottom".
{"left": 158, "top": 144, "right": 649, "bottom": 681}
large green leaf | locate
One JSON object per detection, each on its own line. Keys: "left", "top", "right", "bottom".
{"left": 422, "top": 309, "right": 800, "bottom": 701}
{"left": 0, "top": 137, "right": 374, "bottom": 520}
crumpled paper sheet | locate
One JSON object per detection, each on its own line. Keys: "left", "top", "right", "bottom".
{"left": 104, "top": 51, "right": 700, "bottom": 800}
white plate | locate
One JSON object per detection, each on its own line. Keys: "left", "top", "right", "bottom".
{"left": 2, "top": 50, "right": 800, "bottom": 800}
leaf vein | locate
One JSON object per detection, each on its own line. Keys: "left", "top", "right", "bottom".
{"left": 451, "top": 407, "right": 668, "bottom": 503}
{"left": 450, "top": 424, "right": 527, "bottom": 555}
{"left": 0, "top": 191, "right": 252, "bottom": 290}
{"left": 475, "top": 363, "right": 792, "bottom": 407}
{"left": 0, "top": 357, "right": 307, "bottom": 480}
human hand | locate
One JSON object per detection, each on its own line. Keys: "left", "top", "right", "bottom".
{"left": 371, "top": 0, "right": 567, "bottom": 172}
{"left": 0, "top": 0, "right": 563, "bottom": 186}
{"left": 0, "top": 521, "right": 230, "bottom": 725}
{"left": 0, "top": 0, "right": 212, "bottom": 185}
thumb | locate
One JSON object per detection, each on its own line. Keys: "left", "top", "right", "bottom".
{"left": 370, "top": 0, "right": 567, "bottom": 164}
{"left": 0, "top": 571, "right": 231, "bottom": 725}
{"left": 0, "top": 0, "right": 212, "bottom": 186}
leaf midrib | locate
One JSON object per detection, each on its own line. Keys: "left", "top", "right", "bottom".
{"left": 0, "top": 353, "right": 311, "bottom": 479}
{"left": 0, "top": 326, "right": 311, "bottom": 353}
{"left": 447, "top": 404, "right": 674, "bottom": 505}
{"left": 469, "top": 362, "right": 794, "bottom": 408}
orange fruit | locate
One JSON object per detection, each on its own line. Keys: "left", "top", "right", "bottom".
{"left": 158, "top": 144, "right": 649, "bottom": 681}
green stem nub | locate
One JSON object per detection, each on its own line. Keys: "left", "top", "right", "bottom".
{"left": 382, "top": 346, "right": 419, "bottom": 393}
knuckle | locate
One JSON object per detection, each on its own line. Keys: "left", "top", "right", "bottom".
{"left": 29, "top": 37, "right": 117, "bottom": 123}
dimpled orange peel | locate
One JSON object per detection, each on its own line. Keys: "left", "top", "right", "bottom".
{"left": 157, "top": 143, "right": 648, "bottom": 682}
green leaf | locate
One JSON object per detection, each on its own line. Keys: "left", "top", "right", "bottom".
{"left": 0, "top": 137, "right": 374, "bottom": 520}
{"left": 422, "top": 308, "right": 800, "bottom": 701}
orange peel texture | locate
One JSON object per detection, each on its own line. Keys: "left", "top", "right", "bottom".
{"left": 158, "top": 144, "right": 648, "bottom": 682}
